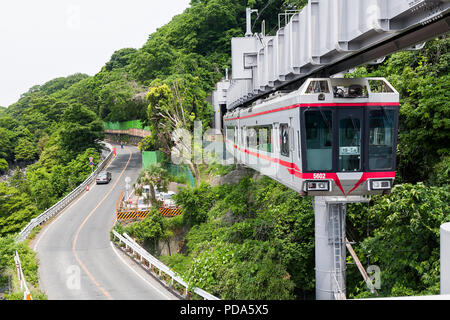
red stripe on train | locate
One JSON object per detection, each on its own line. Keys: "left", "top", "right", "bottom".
{"left": 224, "top": 102, "right": 400, "bottom": 121}
{"left": 346, "top": 171, "right": 396, "bottom": 195}
{"left": 227, "top": 140, "right": 395, "bottom": 195}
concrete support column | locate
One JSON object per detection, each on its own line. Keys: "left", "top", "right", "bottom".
{"left": 314, "top": 196, "right": 346, "bottom": 300}
{"left": 441, "top": 223, "right": 450, "bottom": 295}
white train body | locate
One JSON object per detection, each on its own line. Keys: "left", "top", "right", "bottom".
{"left": 223, "top": 78, "right": 399, "bottom": 196}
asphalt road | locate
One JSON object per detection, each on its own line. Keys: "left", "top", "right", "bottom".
{"left": 33, "top": 145, "right": 178, "bottom": 300}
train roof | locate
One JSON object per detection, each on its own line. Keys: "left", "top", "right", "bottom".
{"left": 224, "top": 77, "right": 399, "bottom": 120}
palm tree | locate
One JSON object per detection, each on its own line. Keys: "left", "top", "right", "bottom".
{"left": 137, "top": 163, "right": 169, "bottom": 206}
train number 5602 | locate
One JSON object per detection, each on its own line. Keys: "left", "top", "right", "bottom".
{"left": 313, "top": 173, "right": 326, "bottom": 179}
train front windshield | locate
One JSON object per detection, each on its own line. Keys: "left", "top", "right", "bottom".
{"left": 302, "top": 106, "right": 398, "bottom": 173}
{"left": 368, "top": 108, "right": 396, "bottom": 171}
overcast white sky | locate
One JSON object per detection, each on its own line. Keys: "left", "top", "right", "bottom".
{"left": 0, "top": 0, "right": 191, "bottom": 107}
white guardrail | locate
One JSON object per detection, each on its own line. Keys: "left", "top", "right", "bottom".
{"left": 14, "top": 251, "right": 32, "bottom": 300}
{"left": 16, "top": 142, "right": 114, "bottom": 242}
{"left": 111, "top": 230, "right": 220, "bottom": 300}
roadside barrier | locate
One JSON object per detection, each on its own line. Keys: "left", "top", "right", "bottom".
{"left": 116, "top": 207, "right": 182, "bottom": 221}
{"left": 111, "top": 230, "right": 220, "bottom": 300}
{"left": 117, "top": 210, "right": 151, "bottom": 221}
{"left": 16, "top": 142, "right": 114, "bottom": 242}
{"left": 14, "top": 251, "right": 32, "bottom": 300}
{"left": 116, "top": 190, "right": 183, "bottom": 221}
{"left": 160, "top": 207, "right": 182, "bottom": 217}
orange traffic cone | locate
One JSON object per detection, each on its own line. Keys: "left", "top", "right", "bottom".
{"left": 86, "top": 185, "right": 90, "bottom": 191}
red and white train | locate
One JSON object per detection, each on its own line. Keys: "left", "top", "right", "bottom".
{"left": 224, "top": 77, "right": 399, "bottom": 196}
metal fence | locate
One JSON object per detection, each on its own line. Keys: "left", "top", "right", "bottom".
{"left": 111, "top": 230, "right": 220, "bottom": 300}
{"left": 16, "top": 142, "right": 114, "bottom": 242}
{"left": 141, "top": 151, "right": 195, "bottom": 187}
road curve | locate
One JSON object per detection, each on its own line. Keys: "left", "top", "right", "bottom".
{"left": 33, "top": 145, "right": 178, "bottom": 300}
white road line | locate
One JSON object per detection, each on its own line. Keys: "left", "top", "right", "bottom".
{"left": 33, "top": 183, "right": 97, "bottom": 252}
{"left": 33, "top": 149, "right": 117, "bottom": 252}
{"left": 109, "top": 241, "right": 175, "bottom": 300}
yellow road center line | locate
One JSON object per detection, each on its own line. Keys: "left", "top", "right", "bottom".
{"left": 72, "top": 149, "right": 133, "bottom": 300}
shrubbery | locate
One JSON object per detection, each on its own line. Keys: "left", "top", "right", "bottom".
{"left": 142, "top": 175, "right": 449, "bottom": 300}
{"left": 347, "top": 183, "right": 450, "bottom": 298}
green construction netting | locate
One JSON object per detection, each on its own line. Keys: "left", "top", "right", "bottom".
{"left": 104, "top": 120, "right": 150, "bottom": 131}
{"left": 142, "top": 151, "right": 195, "bottom": 187}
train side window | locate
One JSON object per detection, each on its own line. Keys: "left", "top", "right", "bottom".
{"left": 247, "top": 127, "right": 258, "bottom": 149}
{"left": 226, "top": 126, "right": 235, "bottom": 143}
{"left": 280, "top": 124, "right": 290, "bottom": 157}
{"left": 304, "top": 110, "right": 333, "bottom": 171}
{"left": 258, "top": 126, "right": 272, "bottom": 153}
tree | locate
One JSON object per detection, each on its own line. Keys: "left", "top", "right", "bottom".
{"left": 145, "top": 75, "right": 213, "bottom": 182}
{"left": 14, "top": 138, "right": 38, "bottom": 162}
{"left": 105, "top": 48, "right": 138, "bottom": 71}
{"left": 137, "top": 135, "right": 158, "bottom": 152}
{"left": 26, "top": 167, "right": 57, "bottom": 211}
{"left": 59, "top": 103, "right": 104, "bottom": 157}
{"left": 347, "top": 183, "right": 450, "bottom": 298}
{"left": 122, "top": 208, "right": 166, "bottom": 254}
{"left": 65, "top": 147, "right": 101, "bottom": 188}
{"left": 0, "top": 158, "right": 8, "bottom": 174}
{"left": 0, "top": 183, "right": 38, "bottom": 236}
{"left": 0, "top": 127, "right": 14, "bottom": 161}
{"left": 137, "top": 163, "right": 169, "bottom": 206}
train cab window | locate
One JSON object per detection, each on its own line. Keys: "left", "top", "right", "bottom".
{"left": 368, "top": 108, "right": 395, "bottom": 170}
{"left": 305, "top": 110, "right": 333, "bottom": 171}
{"left": 280, "top": 124, "right": 290, "bottom": 157}
{"left": 368, "top": 80, "right": 394, "bottom": 93}
{"left": 333, "top": 85, "right": 368, "bottom": 98}
{"left": 306, "top": 80, "right": 330, "bottom": 94}
{"left": 339, "top": 115, "right": 361, "bottom": 172}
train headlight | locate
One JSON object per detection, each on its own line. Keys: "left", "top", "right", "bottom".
{"left": 306, "top": 181, "right": 329, "bottom": 191}
{"left": 370, "top": 179, "right": 391, "bottom": 190}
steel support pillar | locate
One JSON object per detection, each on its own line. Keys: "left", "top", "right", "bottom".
{"left": 441, "top": 222, "right": 450, "bottom": 295}
{"left": 314, "top": 196, "right": 347, "bottom": 300}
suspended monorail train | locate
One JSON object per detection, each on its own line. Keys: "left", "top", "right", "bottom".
{"left": 223, "top": 77, "right": 399, "bottom": 197}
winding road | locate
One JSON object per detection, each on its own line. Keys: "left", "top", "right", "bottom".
{"left": 32, "top": 145, "right": 178, "bottom": 300}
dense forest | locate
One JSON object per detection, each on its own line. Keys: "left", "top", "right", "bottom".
{"left": 0, "top": 0, "right": 449, "bottom": 300}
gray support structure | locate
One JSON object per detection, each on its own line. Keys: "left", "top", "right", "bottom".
{"left": 224, "top": 1, "right": 450, "bottom": 110}
{"left": 442, "top": 223, "right": 450, "bottom": 295}
{"left": 314, "top": 197, "right": 347, "bottom": 300}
